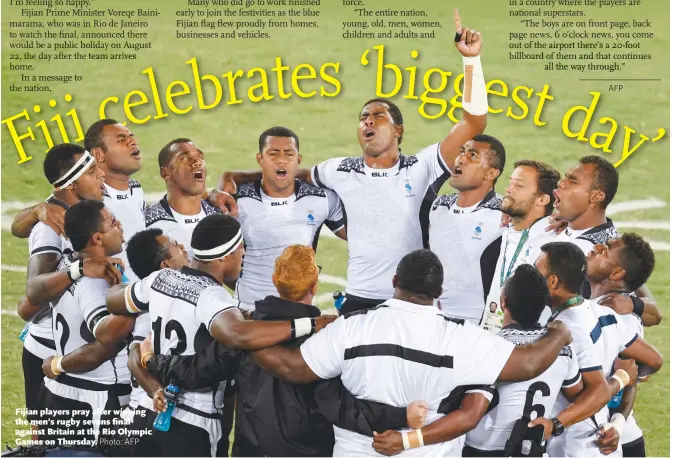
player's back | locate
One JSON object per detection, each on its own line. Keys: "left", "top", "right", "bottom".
{"left": 300, "top": 298, "right": 515, "bottom": 456}
{"left": 145, "top": 267, "right": 228, "bottom": 415}
{"left": 465, "top": 325, "right": 580, "bottom": 452}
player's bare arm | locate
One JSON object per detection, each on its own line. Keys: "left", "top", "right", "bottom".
{"left": 93, "top": 314, "right": 136, "bottom": 348}
{"left": 209, "top": 307, "right": 336, "bottom": 351}
{"left": 106, "top": 283, "right": 138, "bottom": 315}
{"left": 497, "top": 320, "right": 573, "bottom": 382}
{"left": 438, "top": 9, "right": 488, "bottom": 170}
{"left": 27, "top": 257, "right": 125, "bottom": 307}
{"left": 217, "top": 168, "right": 314, "bottom": 194}
{"left": 530, "top": 369, "right": 611, "bottom": 439}
{"left": 43, "top": 340, "right": 123, "bottom": 378}
{"left": 618, "top": 336, "right": 664, "bottom": 377}
{"left": 11, "top": 202, "right": 66, "bottom": 239}
{"left": 19, "top": 252, "right": 62, "bottom": 321}
{"left": 128, "top": 343, "right": 164, "bottom": 400}
{"left": 598, "top": 287, "right": 662, "bottom": 327}
{"left": 250, "top": 345, "right": 321, "bottom": 383}
{"left": 372, "top": 392, "right": 490, "bottom": 456}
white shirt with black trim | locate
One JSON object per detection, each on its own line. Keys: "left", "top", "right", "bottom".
{"left": 428, "top": 191, "right": 504, "bottom": 324}
{"left": 299, "top": 298, "right": 515, "bottom": 456}
{"left": 103, "top": 179, "right": 146, "bottom": 282}
{"left": 616, "top": 312, "right": 645, "bottom": 445}
{"left": 144, "top": 195, "right": 221, "bottom": 260}
{"left": 465, "top": 324, "right": 580, "bottom": 452}
{"left": 125, "top": 266, "right": 237, "bottom": 417}
{"left": 483, "top": 218, "right": 556, "bottom": 332}
{"left": 234, "top": 180, "right": 344, "bottom": 310}
{"left": 48, "top": 256, "right": 130, "bottom": 386}
{"left": 310, "top": 144, "right": 450, "bottom": 300}
{"left": 546, "top": 299, "right": 611, "bottom": 457}
{"left": 24, "top": 220, "right": 73, "bottom": 359}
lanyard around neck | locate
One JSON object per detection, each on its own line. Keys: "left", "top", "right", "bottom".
{"left": 499, "top": 228, "right": 530, "bottom": 288}
{"left": 548, "top": 295, "right": 584, "bottom": 323}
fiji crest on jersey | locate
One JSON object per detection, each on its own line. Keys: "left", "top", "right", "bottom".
{"left": 306, "top": 210, "right": 316, "bottom": 226}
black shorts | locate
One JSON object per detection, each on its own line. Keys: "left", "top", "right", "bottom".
{"left": 622, "top": 436, "right": 646, "bottom": 457}
{"left": 462, "top": 445, "right": 506, "bottom": 457}
{"left": 22, "top": 347, "right": 45, "bottom": 423}
{"left": 153, "top": 416, "right": 215, "bottom": 457}
{"left": 339, "top": 295, "right": 385, "bottom": 315}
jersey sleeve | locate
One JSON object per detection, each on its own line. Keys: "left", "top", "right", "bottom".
{"left": 617, "top": 313, "right": 640, "bottom": 353}
{"left": 76, "top": 279, "right": 111, "bottom": 338}
{"left": 195, "top": 286, "right": 237, "bottom": 333}
{"left": 562, "top": 345, "right": 582, "bottom": 388}
{"left": 28, "top": 222, "right": 64, "bottom": 257}
{"left": 415, "top": 142, "right": 451, "bottom": 184}
{"left": 572, "top": 334, "right": 603, "bottom": 373}
{"left": 300, "top": 315, "right": 348, "bottom": 379}
{"left": 311, "top": 158, "right": 345, "bottom": 190}
{"left": 452, "top": 322, "right": 516, "bottom": 386}
{"left": 124, "top": 271, "right": 158, "bottom": 313}
{"left": 324, "top": 189, "right": 345, "bottom": 233}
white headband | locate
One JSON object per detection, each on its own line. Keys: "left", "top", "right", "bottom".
{"left": 192, "top": 230, "right": 243, "bottom": 261}
{"left": 53, "top": 151, "right": 96, "bottom": 190}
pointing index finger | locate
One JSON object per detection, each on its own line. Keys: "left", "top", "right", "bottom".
{"left": 454, "top": 8, "right": 462, "bottom": 33}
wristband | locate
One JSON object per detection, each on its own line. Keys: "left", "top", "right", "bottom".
{"left": 607, "top": 413, "right": 626, "bottom": 436}
{"left": 631, "top": 296, "right": 645, "bottom": 317}
{"left": 610, "top": 369, "right": 630, "bottom": 391}
{"left": 416, "top": 429, "right": 424, "bottom": 447}
{"left": 310, "top": 317, "right": 316, "bottom": 335}
{"left": 51, "top": 356, "right": 65, "bottom": 375}
{"left": 69, "top": 260, "right": 82, "bottom": 282}
{"left": 141, "top": 352, "right": 154, "bottom": 369}
{"left": 293, "top": 318, "right": 312, "bottom": 338}
{"left": 461, "top": 55, "right": 488, "bottom": 116}
{"left": 402, "top": 432, "right": 410, "bottom": 450}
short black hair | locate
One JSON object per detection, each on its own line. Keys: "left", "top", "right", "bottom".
{"left": 64, "top": 200, "right": 106, "bottom": 251}
{"left": 504, "top": 264, "right": 549, "bottom": 326}
{"left": 84, "top": 119, "right": 119, "bottom": 152}
{"left": 473, "top": 134, "right": 506, "bottom": 175}
{"left": 361, "top": 98, "right": 404, "bottom": 146}
{"left": 258, "top": 126, "right": 300, "bottom": 154}
{"left": 514, "top": 160, "right": 561, "bottom": 216}
{"left": 43, "top": 143, "right": 87, "bottom": 185}
{"left": 539, "top": 242, "right": 587, "bottom": 294}
{"left": 158, "top": 138, "right": 192, "bottom": 169}
{"left": 618, "top": 233, "right": 656, "bottom": 291}
{"left": 191, "top": 214, "right": 241, "bottom": 262}
{"left": 127, "top": 228, "right": 172, "bottom": 279}
{"left": 395, "top": 249, "right": 443, "bottom": 300}
{"left": 579, "top": 155, "right": 619, "bottom": 209}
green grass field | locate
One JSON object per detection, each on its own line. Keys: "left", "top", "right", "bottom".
{"left": 2, "top": 0, "right": 669, "bottom": 454}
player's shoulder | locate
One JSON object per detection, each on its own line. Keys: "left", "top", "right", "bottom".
{"left": 431, "top": 193, "right": 458, "bottom": 211}
{"left": 129, "top": 178, "right": 143, "bottom": 190}
{"left": 498, "top": 325, "right": 545, "bottom": 346}
{"left": 333, "top": 156, "right": 365, "bottom": 174}
{"left": 237, "top": 181, "right": 263, "bottom": 202}
{"left": 76, "top": 276, "right": 111, "bottom": 297}
{"left": 576, "top": 219, "right": 618, "bottom": 246}
{"left": 144, "top": 196, "right": 176, "bottom": 226}
{"left": 201, "top": 198, "right": 222, "bottom": 215}
{"left": 153, "top": 267, "right": 222, "bottom": 305}
{"left": 295, "top": 179, "right": 327, "bottom": 200}
{"left": 412, "top": 142, "right": 441, "bottom": 160}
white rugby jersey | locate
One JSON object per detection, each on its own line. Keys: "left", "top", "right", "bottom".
{"left": 24, "top": 212, "right": 73, "bottom": 360}
{"left": 466, "top": 324, "right": 580, "bottom": 451}
{"left": 48, "top": 253, "right": 130, "bottom": 386}
{"left": 428, "top": 190, "right": 504, "bottom": 324}
{"left": 300, "top": 298, "right": 515, "bottom": 456}
{"left": 144, "top": 195, "right": 221, "bottom": 260}
{"left": 125, "top": 266, "right": 237, "bottom": 417}
{"left": 546, "top": 299, "right": 612, "bottom": 458}
{"left": 311, "top": 143, "right": 450, "bottom": 300}
{"left": 483, "top": 217, "right": 555, "bottom": 332}
{"left": 618, "top": 311, "right": 645, "bottom": 445}
{"left": 103, "top": 179, "right": 146, "bottom": 282}
{"left": 234, "top": 180, "right": 345, "bottom": 310}
{"left": 128, "top": 313, "right": 151, "bottom": 410}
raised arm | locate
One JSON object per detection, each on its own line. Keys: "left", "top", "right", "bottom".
{"left": 12, "top": 203, "right": 66, "bottom": 239}
{"left": 497, "top": 321, "right": 572, "bottom": 382}
{"left": 217, "top": 169, "right": 313, "bottom": 193}
{"left": 438, "top": 10, "right": 488, "bottom": 169}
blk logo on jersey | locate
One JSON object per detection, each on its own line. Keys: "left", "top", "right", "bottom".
{"left": 271, "top": 201, "right": 288, "bottom": 207}
{"left": 472, "top": 223, "right": 483, "bottom": 240}
{"left": 116, "top": 194, "right": 129, "bottom": 200}
{"left": 306, "top": 210, "right": 316, "bottom": 226}
{"left": 185, "top": 218, "right": 201, "bottom": 224}
{"left": 372, "top": 172, "right": 388, "bottom": 177}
